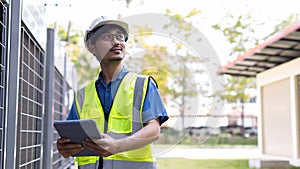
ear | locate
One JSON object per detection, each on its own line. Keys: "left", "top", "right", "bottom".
{"left": 88, "top": 44, "right": 96, "bottom": 56}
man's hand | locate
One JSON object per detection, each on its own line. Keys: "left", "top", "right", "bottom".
{"left": 83, "top": 118, "right": 160, "bottom": 156}
{"left": 57, "top": 138, "right": 83, "bottom": 158}
{"left": 83, "top": 137, "right": 116, "bottom": 157}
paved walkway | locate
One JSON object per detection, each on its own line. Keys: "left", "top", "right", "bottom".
{"left": 154, "top": 146, "right": 260, "bottom": 159}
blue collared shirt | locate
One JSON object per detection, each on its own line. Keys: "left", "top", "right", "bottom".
{"left": 67, "top": 67, "right": 168, "bottom": 125}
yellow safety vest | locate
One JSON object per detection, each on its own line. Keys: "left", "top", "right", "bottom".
{"left": 74, "top": 72, "right": 157, "bottom": 169}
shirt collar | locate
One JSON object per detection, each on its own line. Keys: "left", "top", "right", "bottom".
{"left": 97, "top": 67, "right": 129, "bottom": 83}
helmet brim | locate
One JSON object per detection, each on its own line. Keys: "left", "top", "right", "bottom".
{"left": 88, "top": 20, "right": 129, "bottom": 35}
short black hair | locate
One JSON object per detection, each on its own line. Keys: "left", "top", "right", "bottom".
{"left": 88, "top": 24, "right": 128, "bottom": 44}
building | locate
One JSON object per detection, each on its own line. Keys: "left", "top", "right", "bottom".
{"left": 219, "top": 20, "right": 300, "bottom": 167}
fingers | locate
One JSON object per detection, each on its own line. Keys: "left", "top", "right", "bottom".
{"left": 100, "top": 133, "right": 109, "bottom": 139}
{"left": 83, "top": 138, "right": 113, "bottom": 157}
{"left": 85, "top": 135, "right": 108, "bottom": 147}
{"left": 91, "top": 134, "right": 110, "bottom": 146}
{"left": 83, "top": 138, "right": 101, "bottom": 149}
{"left": 57, "top": 137, "right": 71, "bottom": 143}
{"left": 58, "top": 145, "right": 84, "bottom": 158}
{"left": 57, "top": 138, "right": 83, "bottom": 158}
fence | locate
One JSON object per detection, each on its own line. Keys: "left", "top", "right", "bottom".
{"left": 16, "top": 25, "right": 45, "bottom": 168}
{"left": 52, "top": 68, "right": 74, "bottom": 169}
{"left": 0, "top": 1, "right": 7, "bottom": 169}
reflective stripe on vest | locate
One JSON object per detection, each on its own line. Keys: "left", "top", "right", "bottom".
{"left": 77, "top": 160, "right": 100, "bottom": 169}
{"left": 103, "top": 160, "right": 157, "bottom": 169}
{"left": 75, "top": 156, "right": 99, "bottom": 168}
{"left": 74, "top": 72, "right": 156, "bottom": 167}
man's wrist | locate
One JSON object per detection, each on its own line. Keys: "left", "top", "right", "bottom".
{"left": 116, "top": 137, "right": 129, "bottom": 153}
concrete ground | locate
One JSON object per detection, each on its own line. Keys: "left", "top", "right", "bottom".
{"left": 154, "top": 146, "right": 260, "bottom": 159}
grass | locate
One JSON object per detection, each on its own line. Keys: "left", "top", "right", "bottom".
{"left": 157, "top": 159, "right": 248, "bottom": 169}
{"left": 157, "top": 158, "right": 300, "bottom": 169}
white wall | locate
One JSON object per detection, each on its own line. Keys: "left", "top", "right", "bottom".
{"left": 257, "top": 57, "right": 300, "bottom": 165}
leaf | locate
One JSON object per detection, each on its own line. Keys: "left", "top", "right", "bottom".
{"left": 186, "top": 8, "right": 202, "bottom": 18}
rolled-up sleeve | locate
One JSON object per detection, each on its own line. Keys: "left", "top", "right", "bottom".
{"left": 142, "top": 80, "right": 169, "bottom": 125}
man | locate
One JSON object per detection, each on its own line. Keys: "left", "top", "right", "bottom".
{"left": 57, "top": 16, "right": 169, "bottom": 169}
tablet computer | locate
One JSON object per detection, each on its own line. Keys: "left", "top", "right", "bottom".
{"left": 54, "top": 119, "right": 102, "bottom": 156}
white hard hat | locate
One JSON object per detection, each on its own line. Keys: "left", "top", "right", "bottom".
{"left": 84, "top": 16, "right": 129, "bottom": 46}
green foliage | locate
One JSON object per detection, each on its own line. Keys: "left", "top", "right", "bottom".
{"left": 156, "top": 127, "right": 257, "bottom": 146}
{"left": 267, "top": 13, "right": 299, "bottom": 39}
{"left": 212, "top": 13, "right": 298, "bottom": 103}
{"left": 163, "top": 9, "right": 206, "bottom": 116}
{"left": 73, "top": 50, "right": 100, "bottom": 87}
{"left": 212, "top": 12, "right": 257, "bottom": 57}
{"left": 52, "top": 22, "right": 99, "bottom": 88}
{"left": 213, "top": 12, "right": 299, "bottom": 58}
{"left": 165, "top": 9, "right": 202, "bottom": 40}
{"left": 125, "top": 9, "right": 205, "bottom": 111}
{"left": 155, "top": 127, "right": 186, "bottom": 145}
{"left": 124, "top": 25, "right": 173, "bottom": 101}
{"left": 222, "top": 76, "right": 256, "bottom": 103}
{"left": 205, "top": 135, "right": 258, "bottom": 146}
{"left": 187, "top": 8, "right": 202, "bottom": 18}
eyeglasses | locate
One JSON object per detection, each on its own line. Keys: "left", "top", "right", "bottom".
{"left": 100, "top": 33, "right": 126, "bottom": 42}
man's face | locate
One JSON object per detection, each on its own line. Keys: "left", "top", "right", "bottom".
{"left": 90, "top": 27, "right": 126, "bottom": 63}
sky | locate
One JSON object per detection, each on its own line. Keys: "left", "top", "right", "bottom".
{"left": 45, "top": 0, "right": 300, "bottom": 64}
{"left": 45, "top": 0, "right": 300, "bottom": 31}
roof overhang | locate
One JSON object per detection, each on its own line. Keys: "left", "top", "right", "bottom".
{"left": 218, "top": 21, "right": 300, "bottom": 77}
